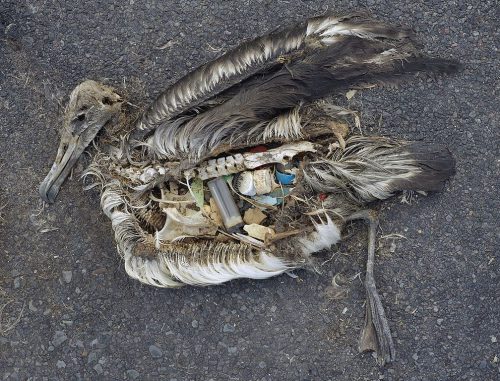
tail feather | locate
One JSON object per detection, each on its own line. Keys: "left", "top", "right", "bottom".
{"left": 399, "top": 57, "right": 462, "bottom": 75}
{"left": 303, "top": 136, "right": 455, "bottom": 203}
{"left": 354, "top": 57, "right": 461, "bottom": 88}
{"left": 391, "top": 143, "right": 456, "bottom": 193}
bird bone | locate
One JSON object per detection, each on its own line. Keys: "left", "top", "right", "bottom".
{"left": 186, "top": 141, "right": 316, "bottom": 180}
{"left": 132, "top": 141, "right": 316, "bottom": 186}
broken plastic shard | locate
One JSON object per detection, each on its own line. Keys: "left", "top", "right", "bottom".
{"left": 253, "top": 169, "right": 274, "bottom": 194}
{"left": 266, "top": 187, "right": 292, "bottom": 204}
{"left": 236, "top": 168, "right": 276, "bottom": 196}
{"left": 190, "top": 178, "right": 204, "bottom": 208}
{"left": 243, "top": 224, "right": 276, "bottom": 241}
{"left": 243, "top": 208, "right": 267, "bottom": 225}
{"left": 275, "top": 170, "right": 295, "bottom": 185}
{"left": 235, "top": 171, "right": 257, "bottom": 196}
{"left": 252, "top": 194, "right": 278, "bottom": 206}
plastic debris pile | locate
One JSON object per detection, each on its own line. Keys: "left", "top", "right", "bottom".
{"left": 153, "top": 142, "right": 314, "bottom": 248}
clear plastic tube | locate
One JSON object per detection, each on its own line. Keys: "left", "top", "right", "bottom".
{"left": 207, "top": 177, "right": 244, "bottom": 233}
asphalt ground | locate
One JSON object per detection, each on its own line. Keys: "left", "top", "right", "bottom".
{"left": 0, "top": 1, "right": 498, "bottom": 380}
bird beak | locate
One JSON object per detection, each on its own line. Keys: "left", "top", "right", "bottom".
{"left": 39, "top": 129, "right": 94, "bottom": 203}
{"left": 39, "top": 80, "right": 123, "bottom": 203}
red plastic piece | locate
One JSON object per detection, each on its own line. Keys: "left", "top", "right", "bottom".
{"left": 248, "top": 145, "right": 268, "bottom": 153}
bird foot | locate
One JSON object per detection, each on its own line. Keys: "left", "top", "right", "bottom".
{"left": 360, "top": 281, "right": 396, "bottom": 365}
{"left": 346, "top": 210, "right": 395, "bottom": 365}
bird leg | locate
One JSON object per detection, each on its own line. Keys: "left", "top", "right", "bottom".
{"left": 346, "top": 209, "right": 395, "bottom": 365}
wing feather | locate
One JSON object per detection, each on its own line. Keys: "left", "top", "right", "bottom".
{"left": 137, "top": 14, "right": 412, "bottom": 131}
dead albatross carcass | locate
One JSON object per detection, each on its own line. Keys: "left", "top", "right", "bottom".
{"left": 39, "top": 14, "right": 459, "bottom": 364}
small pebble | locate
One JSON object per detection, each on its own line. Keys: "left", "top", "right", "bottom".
{"left": 223, "top": 323, "right": 235, "bottom": 333}
{"left": 149, "top": 344, "right": 163, "bottom": 358}
{"left": 389, "top": 241, "right": 397, "bottom": 253}
{"left": 52, "top": 331, "right": 67, "bottom": 347}
{"left": 13, "top": 277, "right": 22, "bottom": 289}
{"left": 87, "top": 351, "right": 98, "bottom": 364}
{"left": 94, "top": 364, "right": 104, "bottom": 374}
{"left": 28, "top": 300, "right": 38, "bottom": 312}
{"left": 62, "top": 270, "right": 72, "bottom": 283}
{"left": 126, "top": 370, "right": 140, "bottom": 380}
{"left": 56, "top": 360, "right": 66, "bottom": 369}
{"left": 194, "top": 344, "right": 202, "bottom": 354}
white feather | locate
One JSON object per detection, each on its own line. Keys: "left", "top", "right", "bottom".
{"left": 298, "top": 215, "right": 341, "bottom": 255}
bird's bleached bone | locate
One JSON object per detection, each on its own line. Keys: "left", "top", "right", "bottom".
{"left": 155, "top": 208, "right": 217, "bottom": 244}
{"left": 133, "top": 141, "right": 316, "bottom": 186}
{"left": 185, "top": 141, "right": 316, "bottom": 180}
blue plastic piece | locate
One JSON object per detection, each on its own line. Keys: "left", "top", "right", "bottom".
{"left": 275, "top": 170, "right": 295, "bottom": 185}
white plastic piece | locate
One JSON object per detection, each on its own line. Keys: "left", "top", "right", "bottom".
{"left": 243, "top": 224, "right": 276, "bottom": 241}
{"left": 253, "top": 169, "right": 273, "bottom": 195}
{"left": 236, "top": 171, "right": 257, "bottom": 196}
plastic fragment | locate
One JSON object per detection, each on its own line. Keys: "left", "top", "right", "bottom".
{"left": 191, "top": 178, "right": 204, "bottom": 208}
{"left": 275, "top": 170, "right": 295, "bottom": 185}
{"left": 252, "top": 195, "right": 278, "bottom": 206}
{"left": 235, "top": 171, "right": 257, "bottom": 196}
{"left": 253, "top": 169, "right": 273, "bottom": 194}
{"left": 243, "top": 208, "right": 267, "bottom": 225}
{"left": 243, "top": 224, "right": 276, "bottom": 241}
{"left": 248, "top": 145, "right": 268, "bottom": 153}
{"left": 266, "top": 187, "right": 292, "bottom": 204}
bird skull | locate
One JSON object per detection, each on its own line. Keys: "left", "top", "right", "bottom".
{"left": 39, "top": 80, "right": 123, "bottom": 203}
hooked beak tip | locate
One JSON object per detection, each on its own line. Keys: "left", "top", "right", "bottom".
{"left": 39, "top": 167, "right": 62, "bottom": 204}
{"left": 39, "top": 139, "right": 82, "bottom": 204}
{"left": 39, "top": 182, "right": 56, "bottom": 204}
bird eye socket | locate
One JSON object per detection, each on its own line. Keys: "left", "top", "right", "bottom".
{"left": 69, "top": 112, "right": 88, "bottom": 134}
{"left": 102, "top": 97, "right": 113, "bottom": 105}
